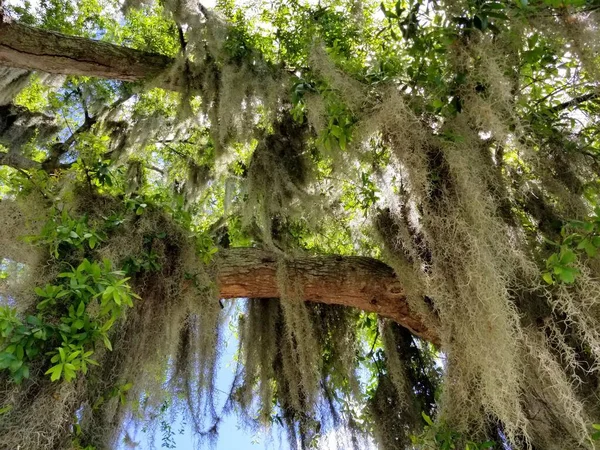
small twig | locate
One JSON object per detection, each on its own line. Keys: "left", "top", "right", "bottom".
{"left": 368, "top": 326, "right": 380, "bottom": 357}
{"left": 147, "top": 164, "right": 165, "bottom": 175}
{"left": 79, "top": 157, "right": 95, "bottom": 191}
{"left": 177, "top": 24, "right": 187, "bottom": 54}
{"left": 198, "top": 2, "right": 210, "bottom": 18}
{"left": 60, "top": 110, "right": 74, "bottom": 136}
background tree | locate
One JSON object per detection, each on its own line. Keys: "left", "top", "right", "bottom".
{"left": 0, "top": 0, "right": 600, "bottom": 449}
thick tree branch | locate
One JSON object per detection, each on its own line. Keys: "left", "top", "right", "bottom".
{"left": 0, "top": 151, "right": 40, "bottom": 170}
{"left": 0, "top": 20, "right": 179, "bottom": 89}
{"left": 215, "top": 248, "right": 438, "bottom": 344}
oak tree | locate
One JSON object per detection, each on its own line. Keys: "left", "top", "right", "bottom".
{"left": 1, "top": 0, "right": 600, "bottom": 449}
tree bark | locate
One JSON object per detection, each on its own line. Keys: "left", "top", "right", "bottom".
{"left": 0, "top": 150, "right": 40, "bottom": 170}
{"left": 0, "top": 19, "right": 178, "bottom": 88}
{"left": 216, "top": 248, "right": 438, "bottom": 344}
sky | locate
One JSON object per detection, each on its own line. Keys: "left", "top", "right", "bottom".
{"left": 125, "top": 308, "right": 293, "bottom": 450}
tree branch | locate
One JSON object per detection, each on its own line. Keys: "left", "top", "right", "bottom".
{"left": 0, "top": 19, "right": 180, "bottom": 89}
{"left": 215, "top": 248, "right": 438, "bottom": 344}
{"left": 0, "top": 151, "right": 40, "bottom": 170}
{"left": 547, "top": 92, "right": 599, "bottom": 114}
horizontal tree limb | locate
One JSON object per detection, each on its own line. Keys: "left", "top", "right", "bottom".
{"left": 0, "top": 151, "right": 40, "bottom": 170}
{"left": 216, "top": 248, "right": 438, "bottom": 344}
{"left": 0, "top": 19, "right": 178, "bottom": 89}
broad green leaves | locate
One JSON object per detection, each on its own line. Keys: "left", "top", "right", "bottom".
{"left": 1, "top": 208, "right": 138, "bottom": 383}
{"left": 28, "top": 209, "right": 105, "bottom": 258}
{"left": 543, "top": 209, "right": 600, "bottom": 285}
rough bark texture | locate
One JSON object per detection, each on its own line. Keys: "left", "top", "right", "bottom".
{"left": 216, "top": 248, "right": 438, "bottom": 344}
{"left": 0, "top": 19, "right": 178, "bottom": 88}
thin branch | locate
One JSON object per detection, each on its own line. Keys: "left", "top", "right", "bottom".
{"left": 42, "top": 93, "right": 132, "bottom": 173}
{"left": 198, "top": 2, "right": 210, "bottom": 18}
{"left": 177, "top": 24, "right": 187, "bottom": 54}
{"left": 547, "top": 92, "right": 599, "bottom": 114}
{"left": 163, "top": 143, "right": 198, "bottom": 168}
{"left": 147, "top": 164, "right": 165, "bottom": 175}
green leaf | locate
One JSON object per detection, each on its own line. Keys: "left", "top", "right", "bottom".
{"left": 112, "top": 289, "right": 121, "bottom": 305}
{"left": 103, "top": 335, "right": 113, "bottom": 351}
{"left": 559, "top": 248, "right": 577, "bottom": 265}
{"left": 25, "top": 345, "right": 39, "bottom": 358}
{"left": 577, "top": 239, "right": 597, "bottom": 257}
{"left": 45, "top": 364, "right": 63, "bottom": 382}
{"left": 558, "top": 267, "right": 578, "bottom": 284}
{"left": 482, "top": 2, "right": 505, "bottom": 9}
{"left": 63, "top": 364, "right": 76, "bottom": 381}
{"left": 380, "top": 2, "right": 398, "bottom": 19}
{"left": 486, "top": 11, "right": 509, "bottom": 20}
{"left": 421, "top": 412, "right": 434, "bottom": 426}
{"left": 67, "top": 350, "right": 81, "bottom": 362}
{"left": 0, "top": 353, "right": 16, "bottom": 369}
{"left": 103, "top": 286, "right": 115, "bottom": 300}
{"left": 34, "top": 287, "right": 47, "bottom": 297}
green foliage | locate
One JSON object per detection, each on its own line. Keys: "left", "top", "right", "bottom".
{"left": 122, "top": 250, "right": 162, "bottom": 275}
{"left": 118, "top": 6, "right": 180, "bottom": 56}
{"left": 450, "top": 1, "right": 509, "bottom": 35}
{"left": 3, "top": 0, "right": 600, "bottom": 448}
{"left": 1, "top": 203, "right": 141, "bottom": 384}
{"left": 0, "top": 257, "right": 136, "bottom": 383}
{"left": 0, "top": 308, "right": 44, "bottom": 383}
{"left": 342, "top": 171, "right": 380, "bottom": 217}
{"left": 13, "top": 74, "right": 52, "bottom": 113}
{"left": 543, "top": 208, "right": 600, "bottom": 284}
{"left": 29, "top": 209, "right": 105, "bottom": 258}
{"left": 196, "top": 230, "right": 219, "bottom": 264}
{"left": 37, "top": 0, "right": 117, "bottom": 37}
{"left": 592, "top": 423, "right": 600, "bottom": 441}
{"left": 412, "top": 413, "right": 495, "bottom": 450}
